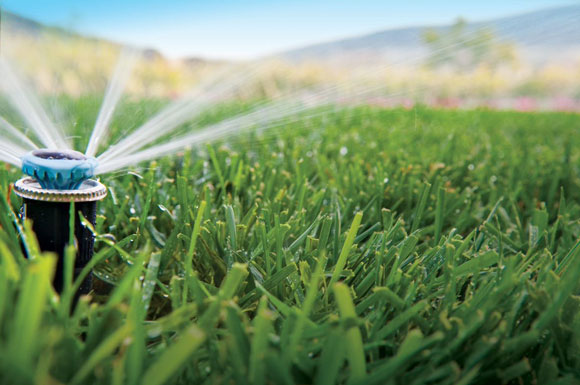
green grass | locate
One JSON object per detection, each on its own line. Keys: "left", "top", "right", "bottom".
{"left": 1, "top": 101, "right": 580, "bottom": 384}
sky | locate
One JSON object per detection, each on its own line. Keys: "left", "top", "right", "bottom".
{"left": 1, "top": 0, "right": 577, "bottom": 60}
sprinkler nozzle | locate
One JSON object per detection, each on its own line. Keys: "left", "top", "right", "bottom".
{"left": 21, "top": 149, "right": 98, "bottom": 190}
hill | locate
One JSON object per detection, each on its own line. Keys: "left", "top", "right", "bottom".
{"left": 283, "top": 5, "right": 580, "bottom": 66}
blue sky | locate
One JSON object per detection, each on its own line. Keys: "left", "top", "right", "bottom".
{"left": 1, "top": 0, "right": 576, "bottom": 59}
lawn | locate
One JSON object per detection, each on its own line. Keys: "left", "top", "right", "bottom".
{"left": 1, "top": 102, "right": 580, "bottom": 384}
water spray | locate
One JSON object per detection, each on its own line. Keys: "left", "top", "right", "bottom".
{"left": 14, "top": 149, "right": 106, "bottom": 294}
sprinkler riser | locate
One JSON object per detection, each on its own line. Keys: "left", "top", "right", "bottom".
{"left": 14, "top": 177, "right": 107, "bottom": 295}
{"left": 21, "top": 198, "right": 98, "bottom": 293}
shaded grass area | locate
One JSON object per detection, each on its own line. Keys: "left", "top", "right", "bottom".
{"left": 1, "top": 103, "right": 580, "bottom": 384}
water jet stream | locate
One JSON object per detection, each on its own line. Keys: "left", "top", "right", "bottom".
{"left": 95, "top": 95, "right": 335, "bottom": 174}
{"left": 0, "top": 152, "right": 21, "bottom": 167}
{"left": 96, "top": 61, "right": 265, "bottom": 162}
{"left": 85, "top": 49, "right": 139, "bottom": 157}
{"left": 0, "top": 141, "right": 25, "bottom": 166}
{"left": 0, "top": 57, "right": 70, "bottom": 150}
{"left": 0, "top": 116, "right": 39, "bottom": 150}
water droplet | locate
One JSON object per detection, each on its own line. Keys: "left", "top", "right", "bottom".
{"left": 468, "top": 164, "right": 475, "bottom": 171}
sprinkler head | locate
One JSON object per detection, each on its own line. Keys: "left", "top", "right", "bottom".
{"left": 21, "top": 149, "right": 98, "bottom": 190}
{"left": 15, "top": 150, "right": 105, "bottom": 297}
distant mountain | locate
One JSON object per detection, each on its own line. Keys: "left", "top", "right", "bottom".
{"left": 283, "top": 5, "right": 580, "bottom": 65}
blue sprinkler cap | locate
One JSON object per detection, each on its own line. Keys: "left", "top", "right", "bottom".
{"left": 21, "top": 149, "right": 98, "bottom": 190}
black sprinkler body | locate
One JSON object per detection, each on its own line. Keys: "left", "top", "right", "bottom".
{"left": 15, "top": 149, "right": 106, "bottom": 294}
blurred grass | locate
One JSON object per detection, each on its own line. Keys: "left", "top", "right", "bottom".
{"left": 1, "top": 101, "right": 580, "bottom": 384}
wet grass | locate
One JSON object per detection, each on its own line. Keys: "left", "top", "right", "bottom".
{"left": 1, "top": 102, "right": 580, "bottom": 384}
